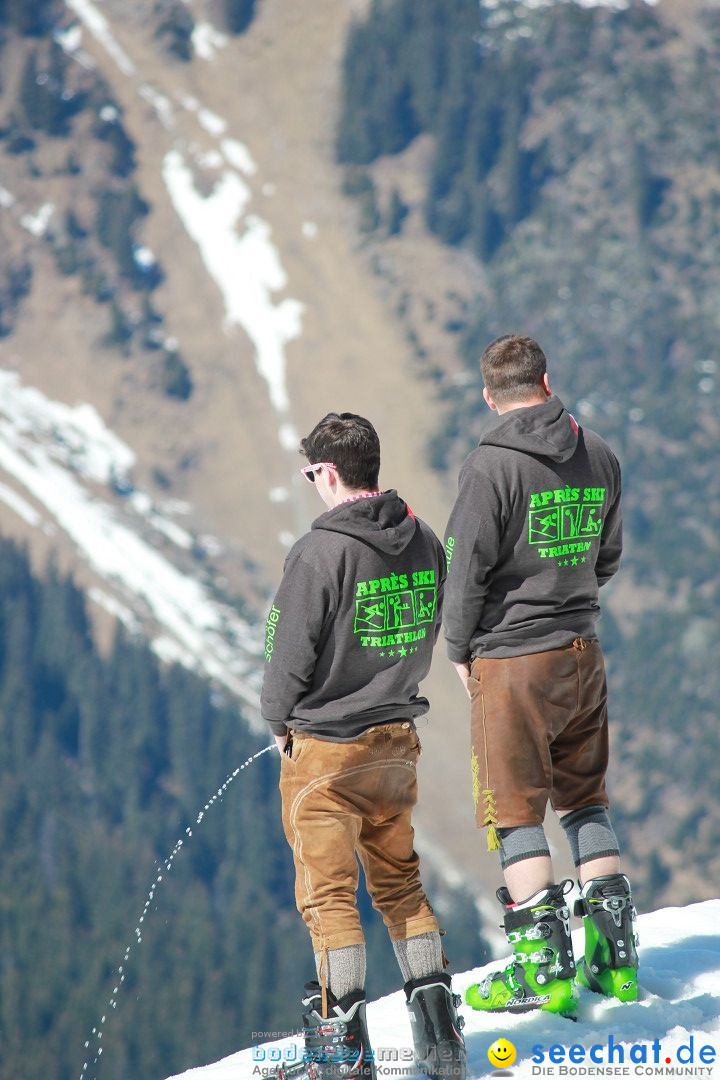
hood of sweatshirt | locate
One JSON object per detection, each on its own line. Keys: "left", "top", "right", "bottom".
{"left": 480, "top": 396, "right": 578, "bottom": 464}
{"left": 311, "top": 489, "right": 416, "bottom": 556}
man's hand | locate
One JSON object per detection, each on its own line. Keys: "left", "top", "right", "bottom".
{"left": 274, "top": 732, "right": 289, "bottom": 754}
{"left": 452, "top": 661, "right": 472, "bottom": 699}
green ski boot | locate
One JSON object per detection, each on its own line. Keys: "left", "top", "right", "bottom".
{"left": 575, "top": 874, "right": 639, "bottom": 1002}
{"left": 465, "top": 881, "right": 577, "bottom": 1018}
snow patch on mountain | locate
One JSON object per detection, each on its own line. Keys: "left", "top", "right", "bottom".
{"left": 60, "top": 1, "right": 304, "bottom": 465}
{"left": 162, "top": 149, "right": 303, "bottom": 435}
{"left": 0, "top": 370, "right": 263, "bottom": 720}
{"left": 192, "top": 22, "right": 229, "bottom": 61}
{"left": 20, "top": 202, "right": 54, "bottom": 237}
{"left": 0, "top": 480, "right": 42, "bottom": 526}
{"left": 65, "top": 0, "right": 136, "bottom": 76}
{"left": 165, "top": 899, "right": 720, "bottom": 1080}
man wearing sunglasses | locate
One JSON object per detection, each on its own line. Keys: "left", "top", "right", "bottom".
{"left": 261, "top": 412, "right": 466, "bottom": 1080}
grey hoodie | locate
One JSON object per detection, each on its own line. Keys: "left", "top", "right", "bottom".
{"left": 443, "top": 396, "right": 622, "bottom": 661}
{"left": 261, "top": 491, "right": 446, "bottom": 740}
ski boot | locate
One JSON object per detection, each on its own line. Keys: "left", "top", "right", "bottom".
{"left": 274, "top": 981, "right": 376, "bottom": 1080}
{"left": 574, "top": 874, "right": 639, "bottom": 1002}
{"left": 404, "top": 972, "right": 467, "bottom": 1079}
{"left": 465, "top": 880, "right": 577, "bottom": 1018}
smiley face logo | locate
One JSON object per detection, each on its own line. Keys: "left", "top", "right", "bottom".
{"left": 488, "top": 1038, "right": 517, "bottom": 1070}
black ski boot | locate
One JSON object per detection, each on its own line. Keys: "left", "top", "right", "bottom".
{"left": 575, "top": 874, "right": 639, "bottom": 1002}
{"left": 404, "top": 972, "right": 467, "bottom": 1079}
{"left": 275, "top": 981, "right": 376, "bottom": 1080}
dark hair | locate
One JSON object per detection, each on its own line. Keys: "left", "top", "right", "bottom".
{"left": 481, "top": 335, "right": 547, "bottom": 405}
{"left": 300, "top": 412, "right": 380, "bottom": 491}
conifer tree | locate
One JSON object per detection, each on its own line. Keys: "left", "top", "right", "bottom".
{"left": 223, "top": 0, "right": 256, "bottom": 35}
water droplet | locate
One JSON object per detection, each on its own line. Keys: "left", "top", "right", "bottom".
{"left": 79, "top": 746, "right": 273, "bottom": 1071}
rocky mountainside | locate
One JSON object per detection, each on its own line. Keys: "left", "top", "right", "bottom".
{"left": 335, "top": 0, "right": 720, "bottom": 905}
{"left": 0, "top": 0, "right": 486, "bottom": 912}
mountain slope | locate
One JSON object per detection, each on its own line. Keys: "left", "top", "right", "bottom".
{"left": 1, "top": 0, "right": 718, "bottom": 918}
{"left": 0, "top": 0, "right": 496, "bottom": 907}
{"left": 333, "top": 0, "right": 720, "bottom": 908}
{"left": 166, "top": 898, "right": 720, "bottom": 1080}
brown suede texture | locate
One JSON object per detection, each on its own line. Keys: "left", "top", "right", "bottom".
{"left": 279, "top": 722, "right": 438, "bottom": 954}
{"left": 469, "top": 637, "right": 610, "bottom": 828}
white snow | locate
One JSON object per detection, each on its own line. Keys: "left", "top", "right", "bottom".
{"left": 162, "top": 150, "right": 304, "bottom": 419}
{"left": 221, "top": 138, "right": 257, "bottom": 176}
{"left": 279, "top": 422, "right": 301, "bottom": 452}
{"left": 0, "top": 371, "right": 263, "bottom": 717}
{"left": 158, "top": 498, "right": 192, "bottom": 517}
{"left": 88, "top": 587, "right": 141, "bottom": 633}
{"left": 64, "top": 0, "right": 136, "bottom": 76}
{"left": 0, "top": 374, "right": 136, "bottom": 485}
{"left": 165, "top": 899, "right": 720, "bottom": 1080}
{"left": 197, "top": 108, "right": 227, "bottom": 137}
{"left": 198, "top": 533, "right": 223, "bottom": 557}
{"left": 302, "top": 221, "right": 318, "bottom": 239}
{"left": 0, "top": 480, "right": 42, "bottom": 526}
{"left": 133, "top": 244, "right": 157, "bottom": 269}
{"left": 99, "top": 104, "right": 119, "bottom": 123}
{"left": 20, "top": 202, "right": 54, "bottom": 237}
{"left": 0, "top": 186, "right": 15, "bottom": 209}
{"left": 191, "top": 21, "right": 229, "bottom": 61}
{"left": 54, "top": 23, "right": 83, "bottom": 52}
{"left": 149, "top": 515, "right": 194, "bottom": 550}
{"left": 139, "top": 84, "right": 175, "bottom": 129}
{"left": 194, "top": 149, "right": 224, "bottom": 169}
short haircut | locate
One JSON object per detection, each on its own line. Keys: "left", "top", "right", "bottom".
{"left": 481, "top": 335, "right": 547, "bottom": 405}
{"left": 300, "top": 412, "right": 380, "bottom": 491}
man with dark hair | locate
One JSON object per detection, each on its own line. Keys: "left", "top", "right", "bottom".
{"left": 443, "top": 337, "right": 638, "bottom": 1018}
{"left": 262, "top": 413, "right": 466, "bottom": 1080}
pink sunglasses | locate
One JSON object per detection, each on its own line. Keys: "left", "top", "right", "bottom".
{"left": 300, "top": 462, "right": 336, "bottom": 484}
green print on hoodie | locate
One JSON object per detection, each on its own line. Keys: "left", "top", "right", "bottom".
{"left": 443, "top": 397, "right": 622, "bottom": 662}
{"left": 261, "top": 491, "right": 446, "bottom": 740}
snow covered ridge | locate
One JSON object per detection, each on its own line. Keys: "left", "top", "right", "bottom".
{"left": 0, "top": 370, "right": 263, "bottom": 721}
{"left": 165, "top": 900, "right": 720, "bottom": 1080}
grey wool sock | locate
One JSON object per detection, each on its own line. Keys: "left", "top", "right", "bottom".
{"left": 392, "top": 931, "right": 444, "bottom": 983}
{"left": 314, "top": 944, "right": 366, "bottom": 1000}
{"left": 498, "top": 824, "right": 551, "bottom": 870}
{"left": 560, "top": 805, "right": 620, "bottom": 867}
